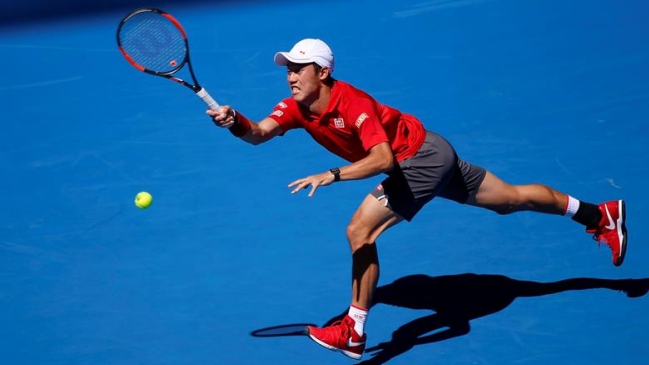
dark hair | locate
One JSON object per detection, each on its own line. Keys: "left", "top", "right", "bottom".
{"left": 312, "top": 63, "right": 335, "bottom": 87}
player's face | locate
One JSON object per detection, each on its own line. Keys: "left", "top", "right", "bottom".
{"left": 286, "top": 63, "right": 323, "bottom": 105}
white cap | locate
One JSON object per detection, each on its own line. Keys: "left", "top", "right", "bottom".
{"left": 274, "top": 38, "right": 334, "bottom": 73}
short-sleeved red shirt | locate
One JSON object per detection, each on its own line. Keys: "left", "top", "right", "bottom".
{"left": 268, "top": 80, "right": 426, "bottom": 163}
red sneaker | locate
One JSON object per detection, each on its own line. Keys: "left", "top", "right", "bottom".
{"left": 307, "top": 315, "right": 366, "bottom": 360}
{"left": 586, "top": 200, "right": 627, "bottom": 266}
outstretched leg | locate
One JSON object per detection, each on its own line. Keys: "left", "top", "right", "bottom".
{"left": 472, "top": 171, "right": 573, "bottom": 215}
{"left": 471, "top": 171, "right": 627, "bottom": 266}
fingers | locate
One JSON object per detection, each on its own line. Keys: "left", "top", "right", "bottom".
{"left": 288, "top": 179, "right": 313, "bottom": 195}
{"left": 207, "top": 106, "right": 235, "bottom": 128}
{"left": 288, "top": 175, "right": 327, "bottom": 197}
{"left": 308, "top": 184, "right": 319, "bottom": 198}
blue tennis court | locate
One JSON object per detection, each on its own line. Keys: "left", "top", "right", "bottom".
{"left": 2, "top": 0, "right": 648, "bottom": 364}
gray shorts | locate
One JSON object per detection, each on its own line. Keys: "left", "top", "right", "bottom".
{"left": 370, "top": 131, "right": 486, "bottom": 221}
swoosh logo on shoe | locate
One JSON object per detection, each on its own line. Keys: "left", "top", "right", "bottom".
{"left": 347, "top": 338, "right": 366, "bottom": 347}
{"left": 604, "top": 205, "right": 616, "bottom": 230}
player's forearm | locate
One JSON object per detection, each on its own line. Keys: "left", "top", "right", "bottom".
{"left": 337, "top": 143, "right": 395, "bottom": 181}
{"left": 239, "top": 122, "right": 269, "bottom": 145}
{"left": 228, "top": 111, "right": 266, "bottom": 145}
{"left": 339, "top": 159, "right": 392, "bottom": 181}
{"left": 229, "top": 114, "right": 281, "bottom": 145}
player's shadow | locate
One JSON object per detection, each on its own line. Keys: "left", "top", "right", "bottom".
{"left": 323, "top": 273, "right": 649, "bottom": 365}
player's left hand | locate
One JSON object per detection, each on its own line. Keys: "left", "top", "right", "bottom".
{"left": 288, "top": 171, "right": 336, "bottom": 197}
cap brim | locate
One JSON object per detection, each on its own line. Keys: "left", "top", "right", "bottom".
{"left": 274, "top": 52, "right": 313, "bottom": 66}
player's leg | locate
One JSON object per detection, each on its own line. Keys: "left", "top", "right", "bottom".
{"left": 471, "top": 171, "right": 568, "bottom": 215}
{"left": 470, "top": 169, "right": 627, "bottom": 266}
{"left": 347, "top": 194, "right": 404, "bottom": 309}
{"left": 307, "top": 194, "right": 403, "bottom": 360}
{"left": 307, "top": 131, "right": 456, "bottom": 360}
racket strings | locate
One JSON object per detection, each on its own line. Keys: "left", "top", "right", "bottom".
{"left": 118, "top": 12, "right": 187, "bottom": 73}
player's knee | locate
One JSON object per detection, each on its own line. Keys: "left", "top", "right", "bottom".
{"left": 483, "top": 187, "right": 522, "bottom": 215}
{"left": 346, "top": 221, "right": 372, "bottom": 252}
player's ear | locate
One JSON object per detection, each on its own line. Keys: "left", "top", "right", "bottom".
{"left": 319, "top": 66, "right": 331, "bottom": 80}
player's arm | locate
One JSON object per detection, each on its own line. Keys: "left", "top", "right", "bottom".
{"left": 336, "top": 141, "right": 395, "bottom": 181}
{"left": 207, "top": 106, "right": 282, "bottom": 145}
{"left": 288, "top": 142, "right": 395, "bottom": 197}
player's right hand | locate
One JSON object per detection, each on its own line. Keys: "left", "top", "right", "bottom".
{"left": 207, "top": 106, "right": 235, "bottom": 128}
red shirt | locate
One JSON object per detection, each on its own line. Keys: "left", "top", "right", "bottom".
{"left": 268, "top": 80, "right": 426, "bottom": 163}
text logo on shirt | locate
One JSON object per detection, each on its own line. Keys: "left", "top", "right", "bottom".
{"left": 333, "top": 118, "right": 345, "bottom": 129}
{"left": 355, "top": 113, "right": 369, "bottom": 128}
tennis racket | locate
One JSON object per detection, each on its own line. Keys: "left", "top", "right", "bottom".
{"left": 116, "top": 7, "right": 219, "bottom": 110}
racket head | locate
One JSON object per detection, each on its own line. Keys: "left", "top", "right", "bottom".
{"left": 116, "top": 7, "right": 189, "bottom": 76}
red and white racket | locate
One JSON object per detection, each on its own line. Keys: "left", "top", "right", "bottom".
{"left": 116, "top": 7, "right": 219, "bottom": 110}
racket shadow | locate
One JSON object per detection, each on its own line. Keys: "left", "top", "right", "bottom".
{"left": 250, "top": 323, "right": 316, "bottom": 338}
{"left": 322, "top": 273, "right": 649, "bottom": 365}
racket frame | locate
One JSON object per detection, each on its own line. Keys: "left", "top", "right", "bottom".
{"left": 116, "top": 7, "right": 219, "bottom": 110}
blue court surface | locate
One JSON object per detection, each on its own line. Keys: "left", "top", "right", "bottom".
{"left": 2, "top": 0, "right": 648, "bottom": 364}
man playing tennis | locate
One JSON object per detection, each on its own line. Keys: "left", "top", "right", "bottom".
{"left": 208, "top": 38, "right": 627, "bottom": 360}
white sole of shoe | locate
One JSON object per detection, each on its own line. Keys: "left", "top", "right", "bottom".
{"left": 308, "top": 333, "right": 363, "bottom": 360}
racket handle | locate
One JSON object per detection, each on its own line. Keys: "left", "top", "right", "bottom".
{"left": 196, "top": 88, "right": 220, "bottom": 110}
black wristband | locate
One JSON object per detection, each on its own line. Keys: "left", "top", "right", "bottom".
{"left": 329, "top": 167, "right": 341, "bottom": 182}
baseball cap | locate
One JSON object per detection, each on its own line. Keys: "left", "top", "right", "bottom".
{"left": 274, "top": 38, "right": 334, "bottom": 73}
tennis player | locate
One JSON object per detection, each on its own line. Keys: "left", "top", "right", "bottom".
{"left": 208, "top": 38, "right": 627, "bottom": 360}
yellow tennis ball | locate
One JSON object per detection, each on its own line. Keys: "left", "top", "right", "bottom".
{"left": 135, "top": 191, "right": 153, "bottom": 209}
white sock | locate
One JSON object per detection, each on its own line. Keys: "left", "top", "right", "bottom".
{"left": 348, "top": 305, "right": 368, "bottom": 336}
{"left": 565, "top": 196, "right": 580, "bottom": 217}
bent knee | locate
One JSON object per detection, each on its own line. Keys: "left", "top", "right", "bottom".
{"left": 346, "top": 221, "right": 372, "bottom": 252}
{"left": 345, "top": 194, "right": 402, "bottom": 252}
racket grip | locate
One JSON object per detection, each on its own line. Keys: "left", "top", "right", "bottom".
{"left": 196, "top": 88, "right": 220, "bottom": 110}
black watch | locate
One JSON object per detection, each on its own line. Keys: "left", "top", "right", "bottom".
{"left": 329, "top": 167, "right": 341, "bottom": 182}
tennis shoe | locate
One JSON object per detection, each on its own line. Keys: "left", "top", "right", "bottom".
{"left": 307, "top": 315, "right": 366, "bottom": 360}
{"left": 586, "top": 200, "right": 627, "bottom": 266}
